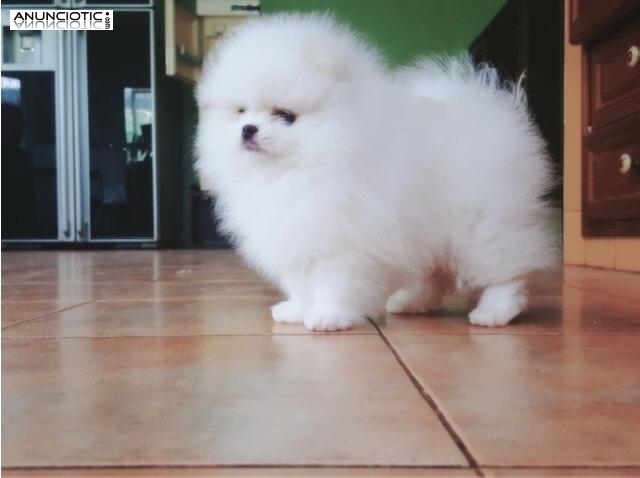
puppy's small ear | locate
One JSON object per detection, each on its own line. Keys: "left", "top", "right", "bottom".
{"left": 311, "top": 52, "right": 350, "bottom": 82}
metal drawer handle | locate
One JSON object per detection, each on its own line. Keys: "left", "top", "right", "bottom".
{"left": 628, "top": 46, "right": 639, "bottom": 67}
{"left": 619, "top": 153, "right": 639, "bottom": 175}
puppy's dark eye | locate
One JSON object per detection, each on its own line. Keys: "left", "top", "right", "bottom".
{"left": 273, "top": 108, "right": 297, "bottom": 124}
{"left": 237, "top": 107, "right": 246, "bottom": 114}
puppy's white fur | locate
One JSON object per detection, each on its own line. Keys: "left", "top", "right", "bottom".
{"left": 196, "top": 14, "right": 557, "bottom": 331}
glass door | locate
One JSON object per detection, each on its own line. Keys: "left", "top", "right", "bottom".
{"left": 1, "top": 14, "right": 74, "bottom": 241}
{"left": 79, "top": 10, "right": 156, "bottom": 241}
{"left": 0, "top": 1, "right": 56, "bottom": 4}
{"left": 1, "top": 8, "right": 156, "bottom": 244}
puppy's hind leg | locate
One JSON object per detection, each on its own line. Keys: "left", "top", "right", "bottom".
{"left": 386, "top": 282, "right": 434, "bottom": 314}
{"left": 468, "top": 279, "right": 528, "bottom": 327}
{"left": 386, "top": 271, "right": 450, "bottom": 314}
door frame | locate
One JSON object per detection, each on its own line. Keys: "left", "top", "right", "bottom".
{"left": 1, "top": 12, "right": 73, "bottom": 243}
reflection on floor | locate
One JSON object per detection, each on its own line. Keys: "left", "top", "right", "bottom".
{"left": 2, "top": 250, "right": 640, "bottom": 476}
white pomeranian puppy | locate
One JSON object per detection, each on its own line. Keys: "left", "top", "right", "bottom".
{"left": 196, "top": 14, "right": 556, "bottom": 331}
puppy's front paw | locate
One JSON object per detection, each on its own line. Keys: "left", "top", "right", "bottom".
{"left": 468, "top": 307, "right": 515, "bottom": 327}
{"left": 271, "top": 300, "right": 305, "bottom": 324}
{"left": 468, "top": 296, "right": 524, "bottom": 327}
{"left": 303, "top": 307, "right": 363, "bottom": 332}
{"left": 468, "top": 280, "right": 527, "bottom": 327}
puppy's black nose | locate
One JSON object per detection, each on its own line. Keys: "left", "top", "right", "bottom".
{"left": 242, "top": 124, "right": 258, "bottom": 140}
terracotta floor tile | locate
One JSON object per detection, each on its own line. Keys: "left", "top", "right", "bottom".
{"left": 2, "top": 265, "right": 261, "bottom": 284}
{"left": 564, "top": 280, "right": 640, "bottom": 303}
{"left": 562, "top": 265, "right": 640, "bottom": 282}
{"left": 2, "top": 336, "right": 466, "bottom": 467}
{"left": 379, "top": 286, "right": 640, "bottom": 335}
{"left": 1, "top": 251, "right": 254, "bottom": 283}
{"left": 1, "top": 301, "right": 87, "bottom": 329}
{"left": 92, "top": 281, "right": 280, "bottom": 301}
{"left": 2, "top": 299, "right": 375, "bottom": 338}
{"left": 4, "top": 250, "right": 640, "bottom": 473}
{"left": 1, "top": 283, "right": 94, "bottom": 302}
{"left": 3, "top": 467, "right": 477, "bottom": 476}
{"left": 0, "top": 252, "right": 254, "bottom": 284}
{"left": 1, "top": 250, "right": 243, "bottom": 271}
{"left": 562, "top": 266, "right": 640, "bottom": 303}
{"left": 387, "top": 334, "right": 640, "bottom": 467}
{"left": 1, "top": 281, "right": 280, "bottom": 302}
{"left": 482, "top": 467, "right": 640, "bottom": 477}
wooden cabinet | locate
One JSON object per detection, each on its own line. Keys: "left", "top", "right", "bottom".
{"left": 589, "top": 17, "right": 640, "bottom": 130}
{"left": 165, "top": 0, "right": 259, "bottom": 83}
{"left": 570, "top": 0, "right": 640, "bottom": 236}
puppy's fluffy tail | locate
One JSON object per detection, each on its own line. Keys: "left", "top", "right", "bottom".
{"left": 398, "top": 54, "right": 552, "bottom": 197}
{"left": 399, "top": 55, "right": 560, "bottom": 274}
{"left": 397, "top": 55, "right": 528, "bottom": 111}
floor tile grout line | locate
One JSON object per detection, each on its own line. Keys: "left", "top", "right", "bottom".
{"left": 4, "top": 464, "right": 640, "bottom": 471}
{"left": 368, "top": 318, "right": 483, "bottom": 477}
{"left": 5, "top": 330, "right": 640, "bottom": 340}
{"left": 1, "top": 297, "right": 282, "bottom": 303}
{"left": 2, "top": 464, "right": 477, "bottom": 472}
{"left": 380, "top": 330, "right": 640, "bottom": 336}
{"left": 1, "top": 301, "right": 95, "bottom": 331}
{"left": 0, "top": 332, "right": 379, "bottom": 340}
{"left": 3, "top": 279, "right": 266, "bottom": 285}
{"left": 481, "top": 464, "right": 640, "bottom": 469}
{"left": 563, "top": 283, "right": 640, "bottom": 304}
{"left": 91, "top": 297, "right": 281, "bottom": 302}
{"left": 1, "top": 297, "right": 281, "bottom": 302}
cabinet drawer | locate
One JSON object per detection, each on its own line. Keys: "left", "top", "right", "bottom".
{"left": 589, "top": 16, "right": 640, "bottom": 129}
{"left": 589, "top": 18, "right": 640, "bottom": 128}
{"left": 570, "top": 0, "right": 640, "bottom": 44}
{"left": 588, "top": 142, "right": 640, "bottom": 205}
{"left": 584, "top": 115, "right": 640, "bottom": 235}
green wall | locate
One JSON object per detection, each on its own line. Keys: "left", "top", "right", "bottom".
{"left": 261, "top": 0, "right": 507, "bottom": 66}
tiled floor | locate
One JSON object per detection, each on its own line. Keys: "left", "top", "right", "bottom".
{"left": 2, "top": 250, "right": 640, "bottom": 477}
